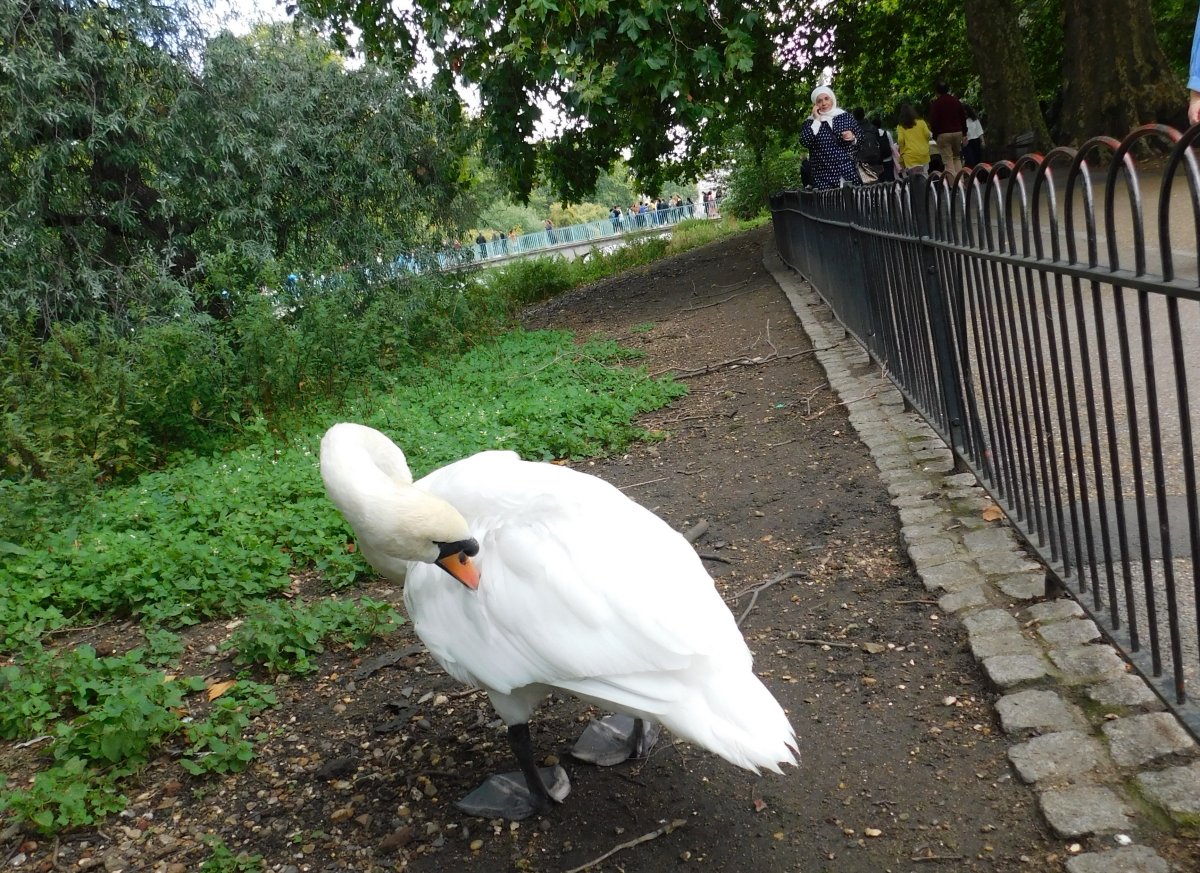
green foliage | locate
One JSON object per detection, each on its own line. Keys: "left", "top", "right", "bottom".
{"left": 200, "top": 838, "right": 266, "bottom": 873}
{"left": 792, "top": 0, "right": 974, "bottom": 118}
{"left": 1, "top": 757, "right": 127, "bottom": 834}
{"left": 182, "top": 681, "right": 278, "bottom": 776}
{"left": 183, "top": 25, "right": 474, "bottom": 274}
{"left": 724, "top": 138, "right": 806, "bottom": 218}
{"left": 0, "top": 644, "right": 206, "bottom": 832}
{"left": 490, "top": 259, "right": 576, "bottom": 307}
{"left": 0, "top": 0, "right": 199, "bottom": 327}
{"left": 225, "top": 598, "right": 402, "bottom": 675}
{"left": 0, "top": 4, "right": 474, "bottom": 330}
{"left": 300, "top": 0, "right": 798, "bottom": 200}
{"left": 0, "top": 645, "right": 201, "bottom": 743}
{"left": 0, "top": 267, "right": 489, "bottom": 486}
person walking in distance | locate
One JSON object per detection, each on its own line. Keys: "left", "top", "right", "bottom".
{"left": 929, "top": 81, "right": 967, "bottom": 176}
{"left": 963, "top": 105, "right": 985, "bottom": 167}
{"left": 896, "top": 103, "right": 932, "bottom": 177}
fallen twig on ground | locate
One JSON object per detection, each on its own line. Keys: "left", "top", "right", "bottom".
{"left": 800, "top": 388, "right": 880, "bottom": 420}
{"left": 911, "top": 854, "right": 966, "bottom": 863}
{"left": 618, "top": 476, "right": 668, "bottom": 490}
{"left": 653, "top": 347, "right": 814, "bottom": 380}
{"left": 792, "top": 638, "right": 859, "bottom": 649}
{"left": 733, "top": 569, "right": 806, "bottom": 626}
{"left": 562, "top": 819, "right": 688, "bottom": 873}
{"left": 680, "top": 281, "right": 752, "bottom": 311}
{"left": 683, "top": 519, "right": 709, "bottom": 543}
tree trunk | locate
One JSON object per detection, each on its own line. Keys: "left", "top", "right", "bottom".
{"left": 1059, "top": 0, "right": 1182, "bottom": 143}
{"left": 963, "top": 0, "right": 1051, "bottom": 161}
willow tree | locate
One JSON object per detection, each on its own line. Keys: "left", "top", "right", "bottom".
{"left": 1, "top": 1, "right": 475, "bottom": 328}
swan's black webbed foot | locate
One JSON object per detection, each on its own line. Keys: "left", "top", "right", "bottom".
{"left": 455, "top": 722, "right": 570, "bottom": 820}
{"left": 570, "top": 714, "right": 661, "bottom": 766}
{"left": 454, "top": 765, "right": 570, "bottom": 820}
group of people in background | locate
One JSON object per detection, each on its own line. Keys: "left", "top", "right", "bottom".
{"left": 610, "top": 195, "right": 694, "bottom": 231}
{"left": 800, "top": 82, "right": 986, "bottom": 191}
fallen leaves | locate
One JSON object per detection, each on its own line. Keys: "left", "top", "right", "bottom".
{"left": 206, "top": 679, "right": 236, "bottom": 701}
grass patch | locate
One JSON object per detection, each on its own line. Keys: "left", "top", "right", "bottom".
{"left": 0, "top": 216, "right": 757, "bottom": 834}
{"left": 0, "top": 326, "right": 687, "bottom": 832}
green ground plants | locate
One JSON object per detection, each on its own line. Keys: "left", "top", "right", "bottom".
{"left": 0, "top": 215, "right": 748, "bottom": 840}
{"left": 0, "top": 320, "right": 688, "bottom": 834}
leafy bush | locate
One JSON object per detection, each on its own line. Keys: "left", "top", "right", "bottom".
{"left": 1, "top": 318, "right": 150, "bottom": 483}
{"left": 200, "top": 838, "right": 266, "bottom": 873}
{"left": 182, "top": 681, "right": 278, "bottom": 776}
{"left": 724, "top": 141, "right": 806, "bottom": 218}
{"left": 489, "top": 256, "right": 575, "bottom": 307}
{"left": 226, "top": 598, "right": 402, "bottom": 675}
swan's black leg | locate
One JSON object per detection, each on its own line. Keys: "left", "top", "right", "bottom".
{"left": 454, "top": 723, "right": 570, "bottom": 820}
{"left": 632, "top": 717, "right": 649, "bottom": 758}
{"left": 508, "top": 723, "right": 553, "bottom": 813}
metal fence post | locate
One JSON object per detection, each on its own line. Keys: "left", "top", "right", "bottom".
{"left": 909, "top": 175, "right": 968, "bottom": 467}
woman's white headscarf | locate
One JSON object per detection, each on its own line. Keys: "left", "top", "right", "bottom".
{"left": 810, "top": 85, "right": 846, "bottom": 134}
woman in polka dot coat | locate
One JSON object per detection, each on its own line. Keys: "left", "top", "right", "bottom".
{"left": 798, "top": 85, "right": 862, "bottom": 190}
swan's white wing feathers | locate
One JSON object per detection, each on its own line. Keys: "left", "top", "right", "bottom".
{"left": 326, "top": 433, "right": 796, "bottom": 773}
{"left": 408, "top": 453, "right": 750, "bottom": 694}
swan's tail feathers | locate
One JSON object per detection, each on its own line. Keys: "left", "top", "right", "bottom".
{"left": 557, "top": 666, "right": 797, "bottom": 775}
{"left": 663, "top": 669, "right": 798, "bottom": 775}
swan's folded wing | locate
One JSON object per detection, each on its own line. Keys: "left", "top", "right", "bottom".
{"left": 409, "top": 476, "right": 750, "bottom": 697}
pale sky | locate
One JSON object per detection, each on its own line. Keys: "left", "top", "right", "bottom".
{"left": 200, "top": 0, "right": 289, "bottom": 36}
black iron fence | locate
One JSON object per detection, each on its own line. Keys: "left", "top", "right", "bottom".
{"left": 770, "top": 125, "right": 1200, "bottom": 737}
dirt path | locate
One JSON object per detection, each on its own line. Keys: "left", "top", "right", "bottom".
{"left": 12, "top": 227, "right": 1071, "bottom": 872}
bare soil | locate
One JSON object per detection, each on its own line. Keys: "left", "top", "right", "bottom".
{"left": 8, "top": 228, "right": 1085, "bottom": 873}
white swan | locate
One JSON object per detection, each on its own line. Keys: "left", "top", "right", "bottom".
{"left": 319, "top": 422, "right": 797, "bottom": 818}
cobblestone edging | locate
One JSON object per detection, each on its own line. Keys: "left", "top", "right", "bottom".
{"left": 765, "top": 251, "right": 1199, "bottom": 873}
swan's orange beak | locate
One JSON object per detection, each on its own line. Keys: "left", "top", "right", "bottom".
{"left": 436, "top": 552, "right": 480, "bottom": 590}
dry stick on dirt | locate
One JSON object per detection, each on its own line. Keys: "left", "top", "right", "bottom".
{"left": 618, "top": 476, "right": 668, "bottom": 490}
{"left": 43, "top": 618, "right": 121, "bottom": 637}
{"left": 683, "top": 519, "right": 710, "bottom": 543}
{"left": 793, "top": 638, "right": 859, "bottom": 650}
{"left": 733, "top": 569, "right": 806, "bottom": 627}
{"left": 562, "top": 819, "right": 689, "bottom": 873}
{"left": 800, "top": 387, "right": 881, "bottom": 421}
{"left": 680, "top": 282, "right": 753, "bottom": 312}
{"left": 763, "top": 320, "right": 779, "bottom": 359}
{"left": 657, "top": 347, "right": 814, "bottom": 380}
{"left": 912, "top": 854, "right": 966, "bottom": 863}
